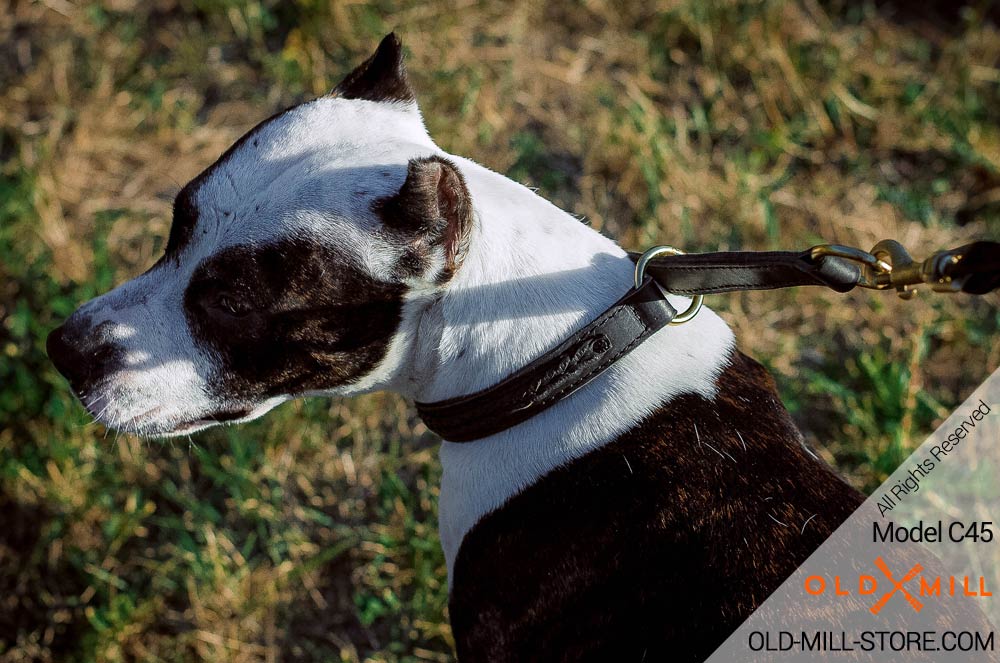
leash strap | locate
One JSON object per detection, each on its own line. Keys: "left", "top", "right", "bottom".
{"left": 945, "top": 242, "right": 1000, "bottom": 294}
{"left": 417, "top": 239, "right": 1000, "bottom": 442}
{"left": 626, "top": 249, "right": 862, "bottom": 294}
{"left": 632, "top": 240, "right": 1000, "bottom": 297}
{"left": 415, "top": 277, "right": 677, "bottom": 442}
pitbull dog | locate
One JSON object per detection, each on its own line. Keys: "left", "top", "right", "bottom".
{"left": 48, "top": 34, "right": 864, "bottom": 661}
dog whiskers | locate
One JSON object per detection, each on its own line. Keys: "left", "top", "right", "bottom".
{"left": 92, "top": 399, "right": 113, "bottom": 422}
{"left": 79, "top": 393, "right": 109, "bottom": 431}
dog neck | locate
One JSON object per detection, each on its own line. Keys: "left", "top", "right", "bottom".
{"left": 395, "top": 156, "right": 735, "bottom": 577}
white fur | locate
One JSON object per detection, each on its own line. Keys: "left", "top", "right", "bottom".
{"left": 73, "top": 261, "right": 220, "bottom": 436}
{"left": 389, "top": 157, "right": 735, "bottom": 576}
{"left": 75, "top": 97, "right": 437, "bottom": 436}
{"left": 77, "top": 94, "right": 735, "bottom": 579}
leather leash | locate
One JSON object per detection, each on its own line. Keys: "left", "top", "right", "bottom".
{"left": 416, "top": 240, "right": 1000, "bottom": 442}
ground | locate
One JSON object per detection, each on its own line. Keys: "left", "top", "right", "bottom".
{"left": 1, "top": 1, "right": 998, "bottom": 661}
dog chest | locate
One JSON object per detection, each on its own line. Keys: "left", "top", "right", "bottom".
{"left": 448, "top": 351, "right": 864, "bottom": 661}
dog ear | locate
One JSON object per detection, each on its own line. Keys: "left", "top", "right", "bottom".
{"left": 376, "top": 156, "right": 473, "bottom": 280}
{"left": 332, "top": 33, "right": 415, "bottom": 104}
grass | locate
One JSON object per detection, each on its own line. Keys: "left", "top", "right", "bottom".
{"left": 1, "top": 1, "right": 999, "bottom": 660}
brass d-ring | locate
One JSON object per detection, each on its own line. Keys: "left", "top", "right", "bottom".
{"left": 633, "top": 245, "right": 704, "bottom": 325}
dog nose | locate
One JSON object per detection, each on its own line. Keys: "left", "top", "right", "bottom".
{"left": 47, "top": 318, "right": 120, "bottom": 392}
{"left": 47, "top": 323, "right": 88, "bottom": 389}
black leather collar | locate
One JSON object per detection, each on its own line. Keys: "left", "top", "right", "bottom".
{"left": 415, "top": 241, "right": 1000, "bottom": 442}
{"left": 414, "top": 248, "right": 863, "bottom": 442}
{"left": 415, "top": 277, "right": 677, "bottom": 442}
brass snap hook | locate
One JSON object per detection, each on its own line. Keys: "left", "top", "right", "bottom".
{"left": 809, "top": 244, "right": 893, "bottom": 290}
{"left": 634, "top": 245, "right": 704, "bottom": 325}
{"left": 870, "top": 239, "right": 965, "bottom": 297}
{"left": 810, "top": 240, "right": 966, "bottom": 298}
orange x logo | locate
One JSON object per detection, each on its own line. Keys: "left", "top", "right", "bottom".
{"left": 870, "top": 556, "right": 923, "bottom": 614}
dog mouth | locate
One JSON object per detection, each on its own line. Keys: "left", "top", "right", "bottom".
{"left": 168, "top": 407, "right": 254, "bottom": 433}
{"left": 75, "top": 375, "right": 289, "bottom": 438}
{"left": 151, "top": 404, "right": 272, "bottom": 437}
{"left": 84, "top": 394, "right": 277, "bottom": 438}
{"left": 156, "top": 396, "right": 291, "bottom": 437}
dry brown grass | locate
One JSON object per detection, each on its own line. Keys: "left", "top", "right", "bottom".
{"left": 2, "top": 0, "right": 999, "bottom": 660}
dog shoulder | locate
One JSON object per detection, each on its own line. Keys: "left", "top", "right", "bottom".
{"left": 449, "top": 349, "right": 864, "bottom": 661}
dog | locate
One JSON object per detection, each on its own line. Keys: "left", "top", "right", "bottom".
{"left": 47, "top": 34, "right": 865, "bottom": 661}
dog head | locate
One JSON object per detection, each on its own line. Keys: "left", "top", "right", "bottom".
{"left": 47, "top": 34, "right": 473, "bottom": 437}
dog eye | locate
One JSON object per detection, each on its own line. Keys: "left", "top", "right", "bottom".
{"left": 215, "top": 294, "right": 252, "bottom": 317}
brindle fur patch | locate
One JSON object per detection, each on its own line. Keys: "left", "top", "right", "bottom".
{"left": 449, "top": 350, "right": 867, "bottom": 662}
{"left": 184, "top": 237, "right": 406, "bottom": 403}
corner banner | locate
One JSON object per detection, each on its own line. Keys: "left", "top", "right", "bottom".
{"left": 707, "top": 368, "right": 1000, "bottom": 662}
